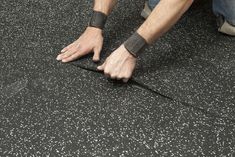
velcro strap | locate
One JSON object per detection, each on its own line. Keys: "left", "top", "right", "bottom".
{"left": 124, "top": 32, "right": 148, "bottom": 57}
{"left": 89, "top": 11, "right": 107, "bottom": 30}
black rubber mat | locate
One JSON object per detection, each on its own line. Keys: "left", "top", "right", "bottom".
{"left": 1, "top": 67, "right": 235, "bottom": 156}
{"left": 1, "top": 0, "right": 235, "bottom": 156}
{"left": 68, "top": 1, "right": 235, "bottom": 120}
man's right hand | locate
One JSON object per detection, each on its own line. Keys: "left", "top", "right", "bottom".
{"left": 56, "top": 27, "right": 103, "bottom": 63}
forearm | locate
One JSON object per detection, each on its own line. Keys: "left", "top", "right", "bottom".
{"left": 93, "top": 0, "right": 118, "bottom": 15}
{"left": 137, "top": 0, "right": 193, "bottom": 44}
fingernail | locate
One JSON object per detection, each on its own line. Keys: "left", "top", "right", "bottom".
{"left": 93, "top": 59, "right": 99, "bottom": 63}
{"left": 56, "top": 56, "right": 61, "bottom": 60}
{"left": 123, "top": 79, "right": 128, "bottom": 83}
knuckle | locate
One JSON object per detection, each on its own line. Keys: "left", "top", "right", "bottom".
{"left": 118, "top": 74, "right": 125, "bottom": 78}
{"left": 119, "top": 74, "right": 125, "bottom": 78}
{"left": 117, "top": 75, "right": 122, "bottom": 80}
{"left": 110, "top": 74, "right": 116, "bottom": 78}
{"left": 104, "top": 69, "right": 110, "bottom": 75}
{"left": 63, "top": 54, "right": 69, "bottom": 58}
{"left": 123, "top": 75, "right": 130, "bottom": 79}
{"left": 67, "top": 50, "right": 74, "bottom": 54}
{"left": 69, "top": 56, "right": 75, "bottom": 61}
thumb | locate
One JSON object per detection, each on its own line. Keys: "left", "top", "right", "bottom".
{"left": 93, "top": 46, "right": 102, "bottom": 62}
{"left": 97, "top": 61, "right": 106, "bottom": 71}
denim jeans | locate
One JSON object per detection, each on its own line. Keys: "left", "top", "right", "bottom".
{"left": 148, "top": 0, "right": 235, "bottom": 25}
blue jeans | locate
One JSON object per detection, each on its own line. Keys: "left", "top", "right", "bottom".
{"left": 148, "top": 0, "right": 235, "bottom": 25}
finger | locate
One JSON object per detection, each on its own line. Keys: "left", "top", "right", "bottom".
{"left": 57, "top": 52, "right": 66, "bottom": 61}
{"left": 97, "top": 61, "right": 106, "bottom": 71}
{"left": 62, "top": 51, "right": 83, "bottom": 63}
{"left": 59, "top": 42, "right": 81, "bottom": 58}
{"left": 116, "top": 75, "right": 123, "bottom": 80}
{"left": 123, "top": 78, "right": 129, "bottom": 83}
{"left": 121, "top": 70, "right": 133, "bottom": 83}
{"left": 122, "top": 66, "right": 134, "bottom": 80}
{"left": 61, "top": 45, "right": 72, "bottom": 53}
{"left": 92, "top": 46, "right": 102, "bottom": 62}
{"left": 57, "top": 45, "right": 78, "bottom": 60}
{"left": 125, "top": 72, "right": 133, "bottom": 80}
{"left": 59, "top": 49, "right": 77, "bottom": 61}
{"left": 110, "top": 74, "right": 118, "bottom": 79}
{"left": 104, "top": 68, "right": 111, "bottom": 78}
{"left": 104, "top": 73, "right": 110, "bottom": 78}
{"left": 121, "top": 74, "right": 132, "bottom": 83}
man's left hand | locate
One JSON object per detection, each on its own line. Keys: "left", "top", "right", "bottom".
{"left": 97, "top": 45, "right": 137, "bottom": 83}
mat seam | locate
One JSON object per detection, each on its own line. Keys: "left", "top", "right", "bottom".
{"left": 71, "top": 63, "right": 235, "bottom": 123}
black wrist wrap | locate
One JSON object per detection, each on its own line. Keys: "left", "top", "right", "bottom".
{"left": 89, "top": 11, "right": 107, "bottom": 29}
{"left": 124, "top": 32, "right": 147, "bottom": 57}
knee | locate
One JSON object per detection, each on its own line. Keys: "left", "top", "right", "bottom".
{"left": 213, "top": 0, "right": 235, "bottom": 25}
{"left": 226, "top": 13, "right": 235, "bottom": 26}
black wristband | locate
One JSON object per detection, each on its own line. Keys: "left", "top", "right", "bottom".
{"left": 124, "top": 32, "right": 148, "bottom": 57}
{"left": 89, "top": 11, "right": 107, "bottom": 30}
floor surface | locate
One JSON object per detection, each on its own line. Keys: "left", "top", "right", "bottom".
{"left": 0, "top": 0, "right": 235, "bottom": 156}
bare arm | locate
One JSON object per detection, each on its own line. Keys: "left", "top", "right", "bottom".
{"left": 93, "top": 0, "right": 117, "bottom": 15}
{"left": 138, "top": 0, "right": 194, "bottom": 44}
{"left": 57, "top": 0, "right": 117, "bottom": 62}
{"left": 98, "top": 0, "right": 194, "bottom": 82}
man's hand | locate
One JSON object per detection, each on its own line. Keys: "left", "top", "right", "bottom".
{"left": 97, "top": 45, "right": 137, "bottom": 83}
{"left": 56, "top": 27, "right": 103, "bottom": 62}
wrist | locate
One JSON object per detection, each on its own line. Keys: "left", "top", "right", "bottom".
{"left": 86, "top": 26, "right": 103, "bottom": 33}
{"left": 120, "top": 45, "right": 136, "bottom": 58}
{"left": 88, "top": 10, "right": 107, "bottom": 30}
{"left": 123, "top": 32, "right": 148, "bottom": 58}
